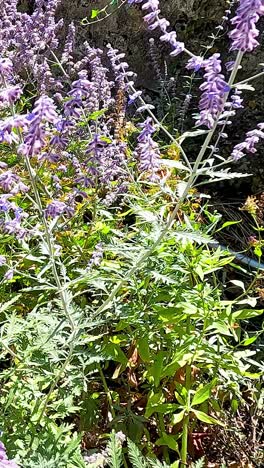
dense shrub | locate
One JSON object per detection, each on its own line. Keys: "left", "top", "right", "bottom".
{"left": 0, "top": 0, "right": 263, "bottom": 466}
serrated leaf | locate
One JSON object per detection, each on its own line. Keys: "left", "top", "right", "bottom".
{"left": 203, "top": 169, "right": 250, "bottom": 180}
{"left": 0, "top": 295, "right": 21, "bottom": 314}
{"left": 174, "top": 230, "right": 212, "bottom": 244}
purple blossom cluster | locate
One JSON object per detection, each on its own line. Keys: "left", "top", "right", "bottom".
{"left": 229, "top": 0, "right": 264, "bottom": 52}
{"left": 0, "top": 194, "right": 28, "bottom": 240}
{"left": 192, "top": 54, "right": 230, "bottom": 129}
{"left": 61, "top": 22, "right": 76, "bottom": 67}
{"left": 0, "top": 0, "right": 63, "bottom": 88}
{"left": 87, "top": 242, "right": 103, "bottom": 270}
{"left": 0, "top": 57, "right": 22, "bottom": 111}
{"left": 19, "top": 95, "right": 58, "bottom": 158}
{"left": 64, "top": 44, "right": 114, "bottom": 119}
{"left": 135, "top": 117, "right": 161, "bottom": 180}
{"left": 127, "top": 0, "right": 185, "bottom": 57}
{"left": 231, "top": 123, "right": 264, "bottom": 160}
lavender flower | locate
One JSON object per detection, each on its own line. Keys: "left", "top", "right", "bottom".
{"left": 186, "top": 56, "right": 205, "bottom": 72}
{"left": 231, "top": 122, "right": 264, "bottom": 159}
{"left": 45, "top": 200, "right": 74, "bottom": 218}
{"left": 0, "top": 115, "right": 29, "bottom": 142}
{"left": 0, "top": 85, "right": 22, "bottom": 107}
{"left": 61, "top": 22, "right": 76, "bottom": 65}
{"left": 87, "top": 243, "right": 103, "bottom": 270}
{"left": 4, "top": 270, "right": 14, "bottom": 282}
{"left": 196, "top": 54, "right": 230, "bottom": 129}
{"left": 0, "top": 58, "right": 13, "bottom": 77}
{"left": 128, "top": 90, "right": 142, "bottom": 105}
{"left": 0, "top": 255, "right": 6, "bottom": 266}
{"left": 135, "top": 117, "right": 160, "bottom": 179}
{"left": 85, "top": 43, "right": 114, "bottom": 110}
{"left": 229, "top": 0, "right": 264, "bottom": 52}
{"left": 128, "top": 0, "right": 185, "bottom": 57}
{"left": 107, "top": 44, "right": 135, "bottom": 90}
{"left": 19, "top": 95, "right": 58, "bottom": 157}
{"left": 0, "top": 0, "right": 63, "bottom": 84}
{"left": 0, "top": 171, "right": 28, "bottom": 194}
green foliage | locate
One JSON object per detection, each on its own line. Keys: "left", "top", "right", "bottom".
{"left": 0, "top": 4, "right": 263, "bottom": 467}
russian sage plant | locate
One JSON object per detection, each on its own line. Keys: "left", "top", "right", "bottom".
{"left": 0, "top": 0, "right": 263, "bottom": 467}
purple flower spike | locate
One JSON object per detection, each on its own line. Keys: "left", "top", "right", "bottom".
{"left": 128, "top": 0, "right": 185, "bottom": 58}
{"left": 87, "top": 243, "right": 103, "bottom": 270}
{"left": 196, "top": 54, "right": 229, "bottom": 129}
{"left": 232, "top": 122, "right": 264, "bottom": 160}
{"left": 19, "top": 95, "right": 58, "bottom": 157}
{"left": 229, "top": 0, "right": 264, "bottom": 52}
{"left": 0, "top": 58, "right": 13, "bottom": 78}
{"left": 0, "top": 85, "right": 22, "bottom": 107}
{"left": 135, "top": 117, "right": 160, "bottom": 180}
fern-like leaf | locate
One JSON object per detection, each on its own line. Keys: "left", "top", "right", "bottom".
{"left": 147, "top": 457, "right": 171, "bottom": 468}
{"left": 127, "top": 439, "right": 148, "bottom": 468}
{"left": 191, "top": 457, "right": 205, "bottom": 468}
{"left": 107, "top": 431, "right": 123, "bottom": 468}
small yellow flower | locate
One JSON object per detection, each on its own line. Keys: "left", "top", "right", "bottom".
{"left": 241, "top": 196, "right": 258, "bottom": 215}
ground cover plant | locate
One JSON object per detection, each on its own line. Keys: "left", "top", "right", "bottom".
{"left": 0, "top": 0, "right": 263, "bottom": 466}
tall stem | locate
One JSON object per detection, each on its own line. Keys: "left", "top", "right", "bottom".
{"left": 95, "top": 52, "right": 244, "bottom": 316}
{"left": 3, "top": 71, "right": 75, "bottom": 331}
{"left": 181, "top": 318, "right": 192, "bottom": 468}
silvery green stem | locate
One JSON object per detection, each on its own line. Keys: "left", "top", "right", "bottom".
{"left": 2, "top": 74, "right": 75, "bottom": 332}
{"left": 233, "top": 70, "right": 264, "bottom": 87}
{"left": 125, "top": 81, "right": 192, "bottom": 171}
{"left": 191, "top": 50, "right": 244, "bottom": 185}
{"left": 96, "top": 52, "right": 244, "bottom": 316}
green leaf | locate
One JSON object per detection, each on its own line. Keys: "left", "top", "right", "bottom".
{"left": 254, "top": 245, "right": 262, "bottom": 258}
{"left": 232, "top": 309, "right": 263, "bottom": 320}
{"left": 148, "top": 351, "right": 164, "bottom": 387}
{"left": 171, "top": 462, "right": 180, "bottom": 468}
{"left": 137, "top": 337, "right": 151, "bottom": 362}
{"left": 240, "top": 336, "right": 258, "bottom": 346}
{"left": 229, "top": 280, "right": 245, "bottom": 291}
{"left": 87, "top": 109, "right": 107, "bottom": 121}
{"left": 145, "top": 391, "right": 163, "bottom": 418}
{"left": 162, "top": 353, "right": 194, "bottom": 377}
{"left": 171, "top": 409, "right": 185, "bottom": 425}
{"left": 91, "top": 9, "right": 99, "bottom": 19}
{"left": 160, "top": 158, "right": 190, "bottom": 172}
{"left": 216, "top": 220, "right": 241, "bottom": 232}
{"left": 0, "top": 295, "right": 21, "bottom": 314}
{"left": 192, "top": 410, "right": 224, "bottom": 427}
{"left": 156, "top": 434, "right": 179, "bottom": 452}
{"left": 127, "top": 439, "right": 148, "bottom": 468}
{"left": 103, "top": 343, "right": 128, "bottom": 365}
{"left": 108, "top": 431, "right": 122, "bottom": 468}
{"left": 206, "top": 321, "right": 232, "bottom": 336}
{"left": 191, "top": 381, "right": 214, "bottom": 407}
